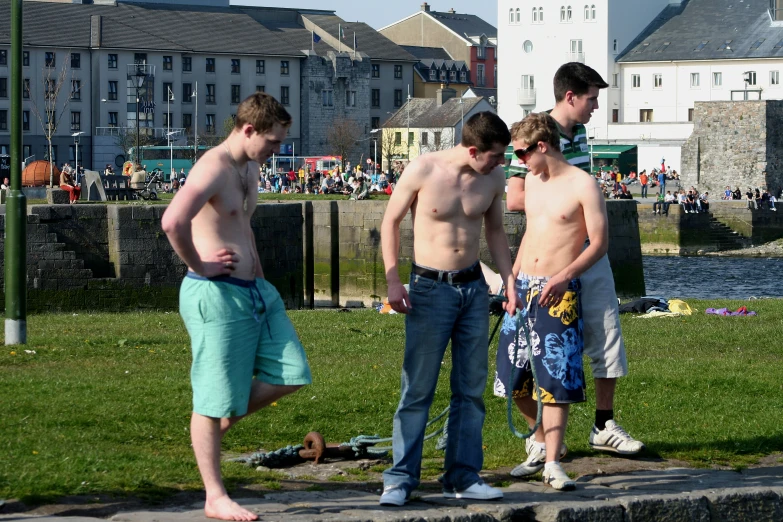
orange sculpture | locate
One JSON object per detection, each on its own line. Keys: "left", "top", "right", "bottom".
{"left": 22, "top": 160, "right": 61, "bottom": 187}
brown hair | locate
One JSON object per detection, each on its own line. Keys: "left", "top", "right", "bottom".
{"left": 235, "top": 92, "right": 292, "bottom": 133}
{"left": 554, "top": 62, "right": 609, "bottom": 102}
{"left": 460, "top": 111, "right": 511, "bottom": 152}
{"left": 509, "top": 113, "right": 560, "bottom": 151}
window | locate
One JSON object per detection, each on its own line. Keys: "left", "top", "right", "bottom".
{"left": 450, "top": 70, "right": 457, "bottom": 82}
{"left": 206, "top": 58, "right": 215, "bottom": 73}
{"left": 206, "top": 84, "right": 215, "bottom": 104}
{"left": 182, "top": 56, "right": 192, "bottom": 72}
{"left": 108, "top": 54, "right": 117, "bottom": 69}
{"left": 206, "top": 114, "right": 215, "bottom": 134}
{"left": 0, "top": 110, "right": 6, "bottom": 131}
{"left": 372, "top": 64, "right": 380, "bottom": 78}
{"left": 182, "top": 83, "right": 192, "bottom": 103}
{"left": 108, "top": 112, "right": 118, "bottom": 127}
{"left": 421, "top": 132, "right": 429, "bottom": 146}
{"left": 612, "top": 109, "right": 619, "bottom": 123}
{"left": 163, "top": 111, "right": 171, "bottom": 128}
{"left": 394, "top": 132, "right": 401, "bottom": 145}
{"left": 281, "top": 61, "right": 289, "bottom": 75}
{"left": 407, "top": 132, "right": 413, "bottom": 145}
{"left": 477, "top": 46, "right": 486, "bottom": 59}
{"left": 44, "top": 145, "right": 58, "bottom": 163}
{"left": 745, "top": 71, "right": 757, "bottom": 86}
{"left": 71, "top": 79, "right": 81, "bottom": 100}
{"left": 182, "top": 113, "right": 192, "bottom": 133}
{"left": 521, "top": 74, "right": 535, "bottom": 90}
{"left": 231, "top": 84, "right": 241, "bottom": 104}
{"left": 69, "top": 145, "right": 76, "bottom": 162}
{"left": 256, "top": 59, "right": 265, "bottom": 74}
{"left": 567, "top": 5, "right": 572, "bottom": 21}
{"left": 440, "top": 70, "right": 446, "bottom": 81}
{"left": 163, "top": 55, "right": 172, "bottom": 70}
{"left": 539, "top": 6, "right": 544, "bottom": 22}
{"left": 460, "top": 70, "right": 467, "bottom": 82}
{"left": 45, "top": 52, "right": 55, "bottom": 67}
{"left": 632, "top": 74, "right": 641, "bottom": 88}
{"left": 718, "top": 40, "right": 732, "bottom": 51}
{"left": 371, "top": 116, "right": 380, "bottom": 130}
{"left": 71, "top": 52, "right": 80, "bottom": 69}
{"left": 108, "top": 80, "right": 118, "bottom": 100}
{"left": 560, "top": 6, "right": 566, "bottom": 21}
{"left": 231, "top": 59, "right": 240, "bottom": 74}
{"left": 477, "top": 63, "right": 485, "bottom": 86}
{"left": 509, "top": 8, "right": 514, "bottom": 23}
{"left": 694, "top": 41, "right": 709, "bottom": 52}
{"left": 584, "top": 4, "right": 590, "bottom": 20}
{"left": 523, "top": 40, "right": 533, "bottom": 53}
{"left": 688, "top": 108, "right": 694, "bottom": 122}
{"left": 70, "top": 111, "right": 81, "bottom": 132}
{"left": 640, "top": 109, "right": 653, "bottom": 122}
{"left": 771, "top": 70, "right": 780, "bottom": 86}
{"left": 613, "top": 39, "right": 617, "bottom": 53}
{"left": 394, "top": 89, "right": 402, "bottom": 107}
{"left": 346, "top": 90, "right": 356, "bottom": 107}
{"left": 23, "top": 51, "right": 28, "bottom": 66}
{"left": 690, "top": 73, "right": 700, "bottom": 88}
{"left": 280, "top": 86, "right": 289, "bottom": 105}
{"left": 23, "top": 78, "right": 29, "bottom": 98}
{"left": 45, "top": 79, "right": 56, "bottom": 100}
{"left": 611, "top": 73, "right": 618, "bottom": 88}
{"left": 23, "top": 110, "right": 29, "bottom": 131}
{"left": 653, "top": 73, "right": 663, "bottom": 88}
{"left": 256, "top": 85, "right": 265, "bottom": 92}
{"left": 394, "top": 65, "right": 403, "bottom": 79}
{"left": 533, "top": 7, "right": 538, "bottom": 22}
{"left": 0, "top": 77, "right": 5, "bottom": 98}
{"left": 371, "top": 89, "right": 380, "bottom": 108}
{"left": 322, "top": 89, "right": 333, "bottom": 107}
{"left": 163, "top": 82, "right": 172, "bottom": 102}
{"left": 23, "top": 145, "right": 31, "bottom": 158}
{"left": 429, "top": 68, "right": 437, "bottom": 80}
{"left": 713, "top": 72, "right": 722, "bottom": 87}
{"left": 0, "top": 50, "right": 6, "bottom": 66}
{"left": 434, "top": 131, "right": 441, "bottom": 147}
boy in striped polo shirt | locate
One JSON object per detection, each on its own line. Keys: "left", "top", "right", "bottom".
{"left": 505, "top": 63, "right": 645, "bottom": 478}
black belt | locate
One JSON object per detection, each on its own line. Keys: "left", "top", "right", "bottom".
{"left": 412, "top": 262, "right": 482, "bottom": 284}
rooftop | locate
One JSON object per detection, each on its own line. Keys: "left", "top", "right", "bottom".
{"left": 384, "top": 96, "right": 485, "bottom": 128}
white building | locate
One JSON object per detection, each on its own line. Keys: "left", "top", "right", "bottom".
{"left": 498, "top": 0, "right": 783, "bottom": 173}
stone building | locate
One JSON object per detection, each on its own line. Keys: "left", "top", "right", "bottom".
{"left": 680, "top": 100, "right": 783, "bottom": 193}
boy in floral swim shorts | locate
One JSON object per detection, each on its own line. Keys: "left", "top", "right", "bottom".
{"left": 494, "top": 112, "right": 608, "bottom": 491}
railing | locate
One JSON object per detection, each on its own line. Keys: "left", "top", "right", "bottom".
{"left": 95, "top": 126, "right": 186, "bottom": 138}
{"left": 517, "top": 88, "right": 536, "bottom": 105}
{"left": 565, "top": 52, "right": 585, "bottom": 63}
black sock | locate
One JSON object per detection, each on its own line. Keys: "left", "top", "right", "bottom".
{"left": 595, "top": 409, "right": 613, "bottom": 430}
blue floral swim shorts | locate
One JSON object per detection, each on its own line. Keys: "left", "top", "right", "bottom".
{"left": 493, "top": 273, "right": 586, "bottom": 404}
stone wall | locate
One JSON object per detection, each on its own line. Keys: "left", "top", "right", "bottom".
{"left": 307, "top": 199, "right": 645, "bottom": 306}
{"left": 300, "top": 52, "right": 372, "bottom": 158}
{"left": 681, "top": 101, "right": 783, "bottom": 194}
{"left": 0, "top": 203, "right": 304, "bottom": 312}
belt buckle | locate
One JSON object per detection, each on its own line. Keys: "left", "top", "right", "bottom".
{"left": 447, "top": 272, "right": 454, "bottom": 285}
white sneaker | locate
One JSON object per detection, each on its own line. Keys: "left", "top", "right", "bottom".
{"left": 443, "top": 482, "right": 503, "bottom": 500}
{"left": 588, "top": 420, "right": 645, "bottom": 455}
{"left": 542, "top": 462, "right": 575, "bottom": 491}
{"left": 510, "top": 438, "right": 568, "bottom": 477}
{"left": 379, "top": 486, "right": 408, "bottom": 506}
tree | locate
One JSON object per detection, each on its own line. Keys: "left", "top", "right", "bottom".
{"left": 380, "top": 127, "right": 399, "bottom": 174}
{"left": 26, "top": 51, "right": 75, "bottom": 186}
{"left": 114, "top": 126, "right": 153, "bottom": 165}
{"left": 327, "top": 116, "right": 361, "bottom": 168}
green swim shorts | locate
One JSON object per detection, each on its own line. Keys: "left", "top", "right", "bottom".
{"left": 180, "top": 273, "right": 312, "bottom": 418}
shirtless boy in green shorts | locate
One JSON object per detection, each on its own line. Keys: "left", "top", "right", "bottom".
{"left": 162, "top": 93, "right": 311, "bottom": 521}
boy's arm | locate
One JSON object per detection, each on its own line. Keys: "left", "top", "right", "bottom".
{"left": 483, "top": 170, "right": 517, "bottom": 314}
{"left": 380, "top": 163, "right": 421, "bottom": 314}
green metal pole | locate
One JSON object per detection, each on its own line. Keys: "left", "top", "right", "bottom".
{"left": 5, "top": 0, "right": 27, "bottom": 345}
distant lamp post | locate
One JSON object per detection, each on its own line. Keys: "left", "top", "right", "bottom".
{"left": 588, "top": 126, "right": 596, "bottom": 174}
{"left": 72, "top": 131, "right": 84, "bottom": 183}
{"left": 166, "top": 131, "right": 178, "bottom": 181}
{"left": 370, "top": 128, "right": 379, "bottom": 173}
{"left": 128, "top": 64, "right": 149, "bottom": 167}
{"left": 167, "top": 86, "right": 175, "bottom": 179}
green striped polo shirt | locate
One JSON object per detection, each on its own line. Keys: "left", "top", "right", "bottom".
{"left": 507, "top": 117, "right": 590, "bottom": 178}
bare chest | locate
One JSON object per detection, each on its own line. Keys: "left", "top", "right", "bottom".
{"left": 416, "top": 176, "right": 494, "bottom": 221}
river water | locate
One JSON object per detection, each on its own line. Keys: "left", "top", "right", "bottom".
{"left": 642, "top": 255, "right": 783, "bottom": 299}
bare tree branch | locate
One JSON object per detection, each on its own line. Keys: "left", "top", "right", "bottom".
{"left": 326, "top": 116, "right": 361, "bottom": 167}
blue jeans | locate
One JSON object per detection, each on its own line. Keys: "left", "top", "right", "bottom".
{"left": 383, "top": 269, "right": 489, "bottom": 494}
{"left": 641, "top": 183, "right": 648, "bottom": 198}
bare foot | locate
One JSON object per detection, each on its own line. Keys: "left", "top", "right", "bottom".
{"left": 204, "top": 495, "right": 259, "bottom": 521}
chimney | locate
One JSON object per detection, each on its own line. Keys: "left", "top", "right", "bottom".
{"left": 448, "top": 8, "right": 456, "bottom": 13}
{"left": 421, "top": 2, "right": 430, "bottom": 12}
{"left": 436, "top": 84, "right": 457, "bottom": 106}
{"left": 90, "top": 15, "right": 102, "bottom": 47}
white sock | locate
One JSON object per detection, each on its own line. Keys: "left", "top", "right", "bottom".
{"left": 534, "top": 441, "right": 546, "bottom": 452}
{"left": 544, "top": 461, "right": 561, "bottom": 471}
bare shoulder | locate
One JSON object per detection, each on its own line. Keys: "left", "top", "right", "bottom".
{"left": 567, "top": 166, "right": 600, "bottom": 193}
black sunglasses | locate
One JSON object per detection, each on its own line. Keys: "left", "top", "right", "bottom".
{"left": 514, "top": 143, "right": 538, "bottom": 160}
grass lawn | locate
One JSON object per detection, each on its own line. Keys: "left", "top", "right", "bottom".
{"left": 1, "top": 298, "right": 782, "bottom": 504}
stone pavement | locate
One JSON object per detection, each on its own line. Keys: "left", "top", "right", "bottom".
{"left": 3, "top": 466, "right": 783, "bottom": 522}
